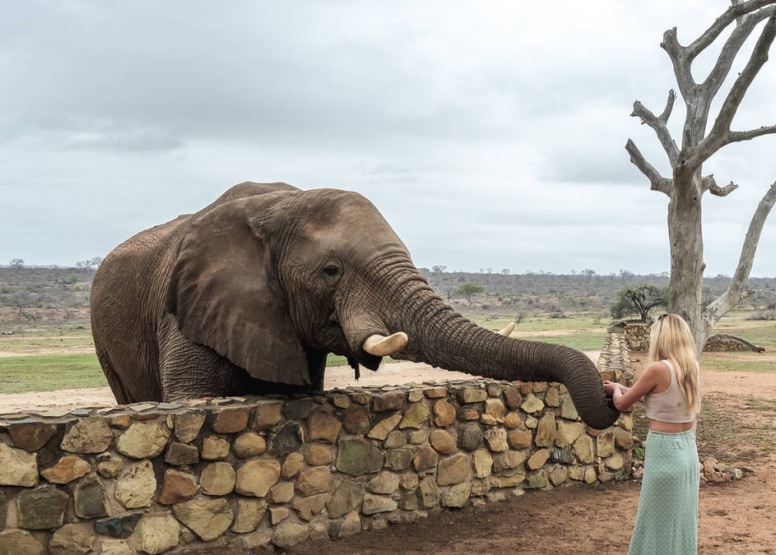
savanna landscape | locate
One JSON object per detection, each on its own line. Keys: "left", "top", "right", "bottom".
{"left": 1, "top": 266, "right": 776, "bottom": 553}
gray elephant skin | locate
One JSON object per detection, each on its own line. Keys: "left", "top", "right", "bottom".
{"left": 91, "top": 182, "right": 618, "bottom": 429}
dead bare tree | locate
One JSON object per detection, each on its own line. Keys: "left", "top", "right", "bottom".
{"left": 626, "top": 0, "right": 776, "bottom": 353}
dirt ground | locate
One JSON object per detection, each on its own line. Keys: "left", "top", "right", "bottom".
{"left": 2, "top": 352, "right": 776, "bottom": 553}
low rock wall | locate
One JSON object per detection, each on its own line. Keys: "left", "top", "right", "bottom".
{"left": 623, "top": 323, "right": 651, "bottom": 351}
{"left": 0, "top": 338, "right": 632, "bottom": 554}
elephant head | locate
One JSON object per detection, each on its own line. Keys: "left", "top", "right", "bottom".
{"left": 91, "top": 182, "right": 619, "bottom": 429}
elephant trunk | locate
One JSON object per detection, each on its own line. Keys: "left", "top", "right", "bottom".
{"left": 390, "top": 287, "right": 619, "bottom": 430}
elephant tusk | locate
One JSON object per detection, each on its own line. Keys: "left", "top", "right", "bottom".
{"left": 497, "top": 322, "right": 515, "bottom": 337}
{"left": 363, "top": 332, "right": 409, "bottom": 357}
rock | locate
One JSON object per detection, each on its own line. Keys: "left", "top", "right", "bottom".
{"left": 527, "top": 449, "right": 550, "bottom": 470}
{"left": 457, "top": 387, "right": 487, "bottom": 403}
{"left": 372, "top": 391, "right": 405, "bottom": 412}
{"left": 342, "top": 404, "right": 370, "bottom": 436}
{"left": 526, "top": 470, "right": 548, "bottom": 489}
{"left": 327, "top": 480, "right": 363, "bottom": 519}
{"left": 400, "top": 403, "right": 430, "bottom": 429}
{"left": 292, "top": 493, "right": 328, "bottom": 521}
{"left": 384, "top": 430, "right": 405, "bottom": 448}
{"left": 60, "top": 417, "right": 113, "bottom": 453}
{"left": 17, "top": 486, "right": 68, "bottom": 529}
{"left": 212, "top": 407, "right": 250, "bottom": 434}
{"left": 549, "top": 446, "right": 574, "bottom": 465}
{"left": 269, "top": 506, "right": 289, "bottom": 525}
{"left": 164, "top": 442, "right": 199, "bottom": 466}
{"left": 548, "top": 464, "right": 569, "bottom": 486}
{"left": 363, "top": 493, "right": 398, "bottom": 515}
{"left": 484, "top": 428, "right": 509, "bottom": 452}
{"left": 573, "top": 434, "right": 595, "bottom": 464}
{"left": 472, "top": 449, "right": 494, "bottom": 478}
{"left": 0, "top": 490, "right": 6, "bottom": 530}
{"left": 0, "top": 530, "right": 45, "bottom": 555}
{"left": 429, "top": 429, "right": 457, "bottom": 455}
{"left": 252, "top": 401, "right": 284, "bottom": 431}
{"left": 48, "top": 522, "right": 94, "bottom": 555}
{"left": 233, "top": 432, "right": 267, "bottom": 458}
{"left": 441, "top": 482, "right": 471, "bottom": 508}
{"left": 273, "top": 520, "right": 309, "bottom": 549}
{"left": 95, "top": 514, "right": 142, "bottom": 539}
{"left": 271, "top": 421, "right": 302, "bottom": 457}
{"left": 493, "top": 450, "right": 528, "bottom": 472}
{"left": 173, "top": 411, "right": 206, "bottom": 443}
{"left": 520, "top": 394, "right": 545, "bottom": 414}
{"left": 596, "top": 430, "right": 615, "bottom": 458}
{"left": 172, "top": 498, "right": 234, "bottom": 541}
{"left": 116, "top": 421, "right": 171, "bottom": 459}
{"left": 307, "top": 411, "right": 342, "bottom": 443}
{"left": 41, "top": 454, "right": 90, "bottom": 484}
{"left": 99, "top": 539, "right": 133, "bottom": 555}
{"left": 459, "top": 423, "right": 484, "bottom": 452}
{"left": 560, "top": 396, "right": 579, "bottom": 420}
{"left": 555, "top": 421, "right": 585, "bottom": 448}
{"left": 269, "top": 481, "right": 295, "bottom": 503}
{"left": 236, "top": 459, "right": 281, "bottom": 497}
{"left": 385, "top": 448, "right": 414, "bottom": 471}
{"left": 605, "top": 453, "right": 624, "bottom": 471}
{"left": 303, "top": 444, "right": 334, "bottom": 466}
{"left": 0, "top": 443, "right": 38, "bottom": 487}
{"left": 508, "top": 428, "right": 533, "bottom": 450}
{"left": 231, "top": 499, "right": 268, "bottom": 534}
{"left": 367, "top": 412, "right": 402, "bottom": 441}
{"left": 9, "top": 422, "right": 57, "bottom": 452}
{"left": 336, "top": 437, "right": 385, "bottom": 475}
{"left": 284, "top": 398, "right": 314, "bottom": 419}
{"left": 298, "top": 466, "right": 333, "bottom": 496}
{"left": 485, "top": 399, "right": 506, "bottom": 423}
{"left": 437, "top": 453, "right": 471, "bottom": 486}
{"left": 116, "top": 460, "right": 157, "bottom": 509}
{"left": 534, "top": 413, "right": 556, "bottom": 447}
{"left": 503, "top": 387, "right": 522, "bottom": 410}
{"left": 416, "top": 476, "right": 440, "bottom": 509}
{"left": 367, "top": 471, "right": 400, "bottom": 495}
{"left": 433, "top": 399, "right": 457, "bottom": 427}
{"left": 200, "top": 462, "right": 236, "bottom": 496}
{"left": 157, "top": 469, "right": 199, "bottom": 505}
{"left": 74, "top": 473, "right": 108, "bottom": 518}
{"left": 281, "top": 452, "right": 304, "bottom": 479}
{"left": 202, "top": 435, "right": 231, "bottom": 460}
{"left": 97, "top": 454, "right": 124, "bottom": 478}
{"left": 545, "top": 387, "right": 560, "bottom": 407}
{"left": 338, "top": 510, "right": 362, "bottom": 538}
{"left": 412, "top": 446, "right": 438, "bottom": 472}
{"left": 135, "top": 514, "right": 180, "bottom": 555}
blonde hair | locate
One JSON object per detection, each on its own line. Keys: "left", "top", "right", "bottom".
{"left": 648, "top": 314, "right": 701, "bottom": 412}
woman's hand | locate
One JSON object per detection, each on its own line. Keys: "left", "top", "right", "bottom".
{"left": 603, "top": 380, "right": 620, "bottom": 397}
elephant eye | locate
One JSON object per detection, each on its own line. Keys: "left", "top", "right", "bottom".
{"left": 323, "top": 265, "right": 341, "bottom": 279}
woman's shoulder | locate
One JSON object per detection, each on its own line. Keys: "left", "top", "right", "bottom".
{"left": 641, "top": 361, "right": 672, "bottom": 387}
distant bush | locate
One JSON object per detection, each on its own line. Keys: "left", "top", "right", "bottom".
{"left": 549, "top": 311, "right": 566, "bottom": 319}
{"left": 747, "top": 310, "right": 776, "bottom": 321}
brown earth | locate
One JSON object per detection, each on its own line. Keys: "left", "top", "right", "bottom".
{"left": 2, "top": 352, "right": 775, "bottom": 553}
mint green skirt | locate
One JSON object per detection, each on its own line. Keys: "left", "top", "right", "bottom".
{"left": 628, "top": 430, "right": 700, "bottom": 555}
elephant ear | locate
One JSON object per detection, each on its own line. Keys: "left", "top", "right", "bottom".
{"left": 166, "top": 195, "right": 311, "bottom": 386}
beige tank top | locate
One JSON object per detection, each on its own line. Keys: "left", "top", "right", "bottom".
{"left": 644, "top": 360, "right": 696, "bottom": 423}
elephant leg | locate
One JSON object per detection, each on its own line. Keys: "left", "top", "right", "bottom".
{"left": 96, "top": 348, "right": 133, "bottom": 405}
{"left": 158, "top": 315, "right": 256, "bottom": 401}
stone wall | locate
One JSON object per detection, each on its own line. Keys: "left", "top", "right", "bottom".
{"left": 0, "top": 338, "right": 632, "bottom": 554}
{"left": 623, "top": 323, "right": 650, "bottom": 351}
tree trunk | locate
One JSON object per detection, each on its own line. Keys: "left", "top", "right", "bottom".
{"left": 668, "top": 167, "right": 707, "bottom": 354}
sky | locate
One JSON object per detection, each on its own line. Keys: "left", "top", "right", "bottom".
{"left": 2, "top": 1, "right": 775, "bottom": 276}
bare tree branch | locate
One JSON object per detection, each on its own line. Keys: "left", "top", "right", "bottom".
{"left": 704, "top": 180, "right": 776, "bottom": 327}
{"left": 630, "top": 91, "right": 680, "bottom": 165}
{"left": 728, "top": 123, "right": 776, "bottom": 143}
{"left": 661, "top": 28, "right": 695, "bottom": 99}
{"left": 702, "top": 174, "right": 739, "bottom": 196}
{"left": 697, "top": 12, "right": 776, "bottom": 163}
{"left": 699, "top": 8, "right": 776, "bottom": 100}
{"left": 624, "top": 139, "right": 673, "bottom": 195}
{"left": 686, "top": 0, "right": 776, "bottom": 59}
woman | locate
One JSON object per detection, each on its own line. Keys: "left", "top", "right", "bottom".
{"left": 604, "top": 313, "right": 701, "bottom": 554}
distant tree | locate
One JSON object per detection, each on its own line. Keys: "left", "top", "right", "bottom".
{"left": 501, "top": 268, "right": 511, "bottom": 275}
{"left": 76, "top": 257, "right": 103, "bottom": 270}
{"left": 626, "top": 2, "right": 776, "bottom": 352}
{"left": 457, "top": 282, "right": 484, "bottom": 303}
{"left": 610, "top": 284, "right": 669, "bottom": 322}
{"left": 9, "top": 258, "right": 24, "bottom": 269}
{"left": 432, "top": 265, "right": 447, "bottom": 274}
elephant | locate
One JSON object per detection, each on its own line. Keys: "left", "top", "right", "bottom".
{"left": 91, "top": 181, "right": 618, "bottom": 429}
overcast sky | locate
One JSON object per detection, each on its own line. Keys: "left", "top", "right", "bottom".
{"left": 2, "top": 1, "right": 775, "bottom": 276}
